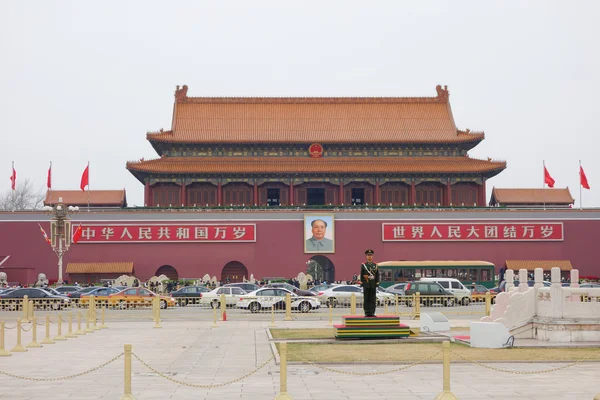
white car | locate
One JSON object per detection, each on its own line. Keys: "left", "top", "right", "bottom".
{"left": 200, "top": 286, "right": 247, "bottom": 308}
{"left": 317, "top": 285, "right": 394, "bottom": 307}
{"left": 237, "top": 288, "right": 320, "bottom": 313}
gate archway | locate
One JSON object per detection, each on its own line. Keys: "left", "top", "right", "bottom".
{"left": 221, "top": 261, "right": 248, "bottom": 283}
{"left": 155, "top": 265, "right": 179, "bottom": 281}
{"left": 307, "top": 255, "right": 335, "bottom": 283}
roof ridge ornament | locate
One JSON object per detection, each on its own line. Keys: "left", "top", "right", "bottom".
{"left": 175, "top": 85, "right": 188, "bottom": 101}
{"left": 436, "top": 85, "right": 449, "bottom": 102}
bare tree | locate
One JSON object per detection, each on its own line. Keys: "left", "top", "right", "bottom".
{"left": 0, "top": 179, "right": 46, "bottom": 210}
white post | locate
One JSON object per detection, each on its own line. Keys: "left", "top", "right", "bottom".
{"left": 550, "top": 267, "right": 563, "bottom": 319}
{"left": 570, "top": 269, "right": 579, "bottom": 288}
{"left": 505, "top": 269, "right": 515, "bottom": 292}
{"left": 533, "top": 268, "right": 544, "bottom": 290}
{"left": 518, "top": 269, "right": 528, "bottom": 292}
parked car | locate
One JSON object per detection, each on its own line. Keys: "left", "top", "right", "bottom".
{"left": 266, "top": 282, "right": 316, "bottom": 296}
{"left": 170, "top": 286, "right": 211, "bottom": 306}
{"left": 107, "top": 287, "right": 176, "bottom": 309}
{"left": 308, "top": 284, "right": 337, "bottom": 294}
{"left": 465, "top": 283, "right": 497, "bottom": 303}
{"left": 223, "top": 283, "right": 260, "bottom": 292}
{"left": 54, "top": 286, "right": 82, "bottom": 295}
{"left": 0, "top": 288, "right": 70, "bottom": 310}
{"left": 316, "top": 285, "right": 392, "bottom": 308}
{"left": 403, "top": 281, "right": 455, "bottom": 307}
{"left": 385, "top": 283, "right": 407, "bottom": 296}
{"left": 67, "top": 286, "right": 102, "bottom": 299}
{"left": 420, "top": 278, "right": 472, "bottom": 305}
{"left": 201, "top": 286, "right": 247, "bottom": 308}
{"left": 78, "top": 287, "right": 121, "bottom": 304}
{"left": 237, "top": 287, "right": 320, "bottom": 313}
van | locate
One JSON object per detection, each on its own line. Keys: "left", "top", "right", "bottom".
{"left": 420, "top": 278, "right": 472, "bottom": 305}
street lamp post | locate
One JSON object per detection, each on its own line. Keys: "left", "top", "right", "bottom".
{"left": 43, "top": 198, "right": 79, "bottom": 285}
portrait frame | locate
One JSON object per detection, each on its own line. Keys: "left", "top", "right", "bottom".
{"left": 304, "top": 214, "right": 335, "bottom": 254}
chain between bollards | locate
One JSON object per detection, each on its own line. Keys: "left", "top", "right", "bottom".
{"left": 274, "top": 342, "right": 294, "bottom": 400}
{"left": 434, "top": 341, "right": 458, "bottom": 400}
{"left": 120, "top": 344, "right": 136, "bottom": 400}
{"left": 0, "top": 322, "right": 11, "bottom": 356}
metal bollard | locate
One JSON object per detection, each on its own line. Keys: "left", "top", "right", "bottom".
{"left": 100, "top": 307, "right": 108, "bottom": 329}
{"left": 75, "top": 310, "right": 86, "bottom": 335}
{"left": 26, "top": 316, "right": 42, "bottom": 348}
{"left": 92, "top": 297, "right": 101, "bottom": 331}
{"left": 153, "top": 297, "right": 162, "bottom": 328}
{"left": 414, "top": 292, "right": 421, "bottom": 320}
{"left": 220, "top": 293, "right": 226, "bottom": 321}
{"left": 485, "top": 291, "right": 491, "bottom": 316}
{"left": 0, "top": 322, "right": 11, "bottom": 356}
{"left": 327, "top": 301, "right": 334, "bottom": 326}
{"left": 84, "top": 310, "right": 94, "bottom": 333}
{"left": 384, "top": 299, "right": 389, "bottom": 315}
{"left": 395, "top": 294, "right": 399, "bottom": 315}
{"left": 28, "top": 300, "right": 34, "bottom": 322}
{"left": 120, "top": 344, "right": 136, "bottom": 400}
{"left": 270, "top": 305, "right": 276, "bottom": 327}
{"left": 434, "top": 341, "right": 458, "bottom": 400}
{"left": 10, "top": 319, "right": 27, "bottom": 352}
{"left": 284, "top": 294, "right": 292, "bottom": 321}
{"left": 41, "top": 316, "right": 55, "bottom": 344}
{"left": 350, "top": 293, "right": 356, "bottom": 315}
{"left": 21, "top": 296, "right": 28, "bottom": 320}
{"left": 54, "top": 313, "right": 66, "bottom": 341}
{"left": 65, "top": 312, "right": 77, "bottom": 338}
{"left": 274, "top": 342, "right": 294, "bottom": 399}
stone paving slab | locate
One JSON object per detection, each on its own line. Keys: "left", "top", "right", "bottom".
{"left": 0, "top": 318, "right": 599, "bottom": 399}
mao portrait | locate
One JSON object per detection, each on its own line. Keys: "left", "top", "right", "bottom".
{"left": 304, "top": 214, "right": 335, "bottom": 253}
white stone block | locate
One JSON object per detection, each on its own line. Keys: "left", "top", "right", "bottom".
{"left": 470, "top": 322, "right": 511, "bottom": 348}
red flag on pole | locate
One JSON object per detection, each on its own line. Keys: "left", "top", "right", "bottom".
{"left": 544, "top": 166, "right": 555, "bottom": 188}
{"left": 80, "top": 164, "right": 89, "bottom": 191}
{"left": 47, "top": 162, "right": 52, "bottom": 189}
{"left": 38, "top": 223, "right": 52, "bottom": 245}
{"left": 72, "top": 224, "right": 83, "bottom": 244}
{"left": 580, "top": 166, "right": 590, "bottom": 190}
{"left": 10, "top": 165, "right": 16, "bottom": 190}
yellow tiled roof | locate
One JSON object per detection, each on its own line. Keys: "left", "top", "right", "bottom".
{"left": 44, "top": 190, "right": 127, "bottom": 207}
{"left": 66, "top": 262, "right": 134, "bottom": 274}
{"left": 491, "top": 188, "right": 574, "bottom": 205}
{"left": 126, "top": 156, "right": 506, "bottom": 175}
{"left": 505, "top": 260, "right": 573, "bottom": 271}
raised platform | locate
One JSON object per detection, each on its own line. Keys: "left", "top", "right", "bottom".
{"left": 335, "top": 315, "right": 411, "bottom": 339}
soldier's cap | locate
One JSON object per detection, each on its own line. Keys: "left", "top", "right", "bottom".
{"left": 365, "top": 249, "right": 374, "bottom": 255}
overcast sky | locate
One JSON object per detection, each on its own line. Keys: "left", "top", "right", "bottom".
{"left": 1, "top": 1, "right": 598, "bottom": 207}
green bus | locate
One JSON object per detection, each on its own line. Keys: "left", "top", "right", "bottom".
{"left": 377, "top": 260, "right": 496, "bottom": 288}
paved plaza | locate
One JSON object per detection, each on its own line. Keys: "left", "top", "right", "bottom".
{"left": 0, "top": 312, "right": 599, "bottom": 400}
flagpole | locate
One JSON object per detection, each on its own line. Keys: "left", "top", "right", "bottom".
{"left": 579, "top": 160, "right": 582, "bottom": 210}
{"left": 87, "top": 161, "right": 90, "bottom": 212}
{"left": 542, "top": 160, "right": 546, "bottom": 210}
{"left": 48, "top": 161, "right": 52, "bottom": 193}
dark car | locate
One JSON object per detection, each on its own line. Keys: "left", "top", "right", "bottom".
{"left": 0, "top": 288, "right": 70, "bottom": 309}
{"left": 223, "top": 283, "right": 260, "bottom": 292}
{"left": 67, "top": 286, "right": 101, "bottom": 299}
{"left": 170, "top": 286, "right": 211, "bottom": 306}
{"left": 54, "top": 286, "right": 82, "bottom": 295}
{"left": 266, "top": 282, "right": 316, "bottom": 296}
{"left": 403, "top": 281, "right": 455, "bottom": 306}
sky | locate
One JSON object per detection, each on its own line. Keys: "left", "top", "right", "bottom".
{"left": 1, "top": 1, "right": 599, "bottom": 207}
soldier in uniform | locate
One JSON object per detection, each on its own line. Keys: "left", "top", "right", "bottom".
{"left": 358, "top": 249, "right": 379, "bottom": 317}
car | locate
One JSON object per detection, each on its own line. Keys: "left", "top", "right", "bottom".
{"left": 385, "top": 283, "right": 407, "bottom": 296}
{"left": 107, "top": 287, "right": 176, "bottom": 309}
{"left": 465, "top": 283, "right": 497, "bottom": 303}
{"left": 266, "top": 282, "right": 316, "bottom": 296}
{"left": 67, "top": 286, "right": 102, "bottom": 299}
{"left": 403, "top": 281, "right": 455, "bottom": 307}
{"left": 38, "top": 287, "right": 68, "bottom": 297}
{"left": 420, "top": 278, "right": 472, "bottom": 305}
{"left": 78, "top": 287, "right": 121, "bottom": 304}
{"left": 580, "top": 283, "right": 600, "bottom": 288}
{"left": 170, "top": 286, "right": 211, "bottom": 306}
{"left": 237, "top": 287, "right": 320, "bottom": 313}
{"left": 0, "top": 288, "right": 71, "bottom": 310}
{"left": 376, "top": 286, "right": 395, "bottom": 305}
{"left": 54, "top": 286, "right": 82, "bottom": 294}
{"left": 201, "top": 286, "right": 247, "bottom": 308}
{"left": 316, "top": 285, "right": 392, "bottom": 308}
{"left": 308, "top": 284, "right": 337, "bottom": 294}
{"left": 223, "top": 283, "right": 260, "bottom": 292}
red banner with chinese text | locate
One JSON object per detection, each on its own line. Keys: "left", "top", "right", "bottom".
{"left": 72, "top": 224, "right": 256, "bottom": 243}
{"left": 382, "top": 222, "right": 563, "bottom": 241}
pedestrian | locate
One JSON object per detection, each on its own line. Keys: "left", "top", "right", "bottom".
{"left": 358, "top": 249, "right": 380, "bottom": 317}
